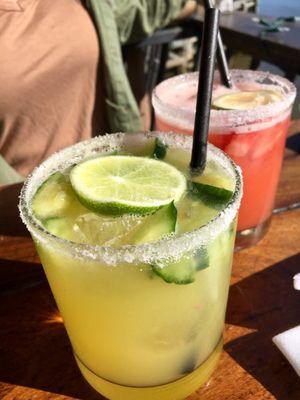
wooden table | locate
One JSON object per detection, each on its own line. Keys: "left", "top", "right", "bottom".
{"left": 190, "top": 11, "right": 300, "bottom": 77}
{"left": 1, "top": 127, "right": 300, "bottom": 399}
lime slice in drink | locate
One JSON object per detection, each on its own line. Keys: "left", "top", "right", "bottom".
{"left": 70, "top": 155, "right": 186, "bottom": 215}
{"left": 212, "top": 90, "right": 282, "bottom": 110}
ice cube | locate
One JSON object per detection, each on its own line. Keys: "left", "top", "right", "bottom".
{"left": 73, "top": 213, "right": 142, "bottom": 246}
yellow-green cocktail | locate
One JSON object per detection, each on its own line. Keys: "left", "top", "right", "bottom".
{"left": 19, "top": 132, "right": 242, "bottom": 400}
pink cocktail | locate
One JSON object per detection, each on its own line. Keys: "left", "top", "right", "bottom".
{"left": 152, "top": 70, "right": 296, "bottom": 249}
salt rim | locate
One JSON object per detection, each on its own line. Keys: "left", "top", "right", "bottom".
{"left": 152, "top": 69, "right": 296, "bottom": 132}
{"left": 19, "top": 132, "right": 242, "bottom": 266}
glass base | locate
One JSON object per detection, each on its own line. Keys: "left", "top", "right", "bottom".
{"left": 75, "top": 338, "right": 223, "bottom": 400}
{"left": 235, "top": 216, "right": 271, "bottom": 251}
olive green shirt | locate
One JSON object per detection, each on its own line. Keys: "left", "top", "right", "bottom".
{"left": 87, "top": 0, "right": 189, "bottom": 132}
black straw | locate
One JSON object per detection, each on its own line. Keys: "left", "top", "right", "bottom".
{"left": 203, "top": 0, "right": 232, "bottom": 88}
{"left": 190, "top": 8, "right": 220, "bottom": 173}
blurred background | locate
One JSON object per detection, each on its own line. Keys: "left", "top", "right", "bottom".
{"left": 136, "top": 0, "right": 300, "bottom": 124}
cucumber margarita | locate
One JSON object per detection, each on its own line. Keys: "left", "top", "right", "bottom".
{"left": 19, "top": 132, "right": 242, "bottom": 400}
{"left": 153, "top": 70, "right": 296, "bottom": 249}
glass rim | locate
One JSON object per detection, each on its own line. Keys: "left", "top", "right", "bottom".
{"left": 19, "top": 132, "right": 243, "bottom": 266}
{"left": 152, "top": 69, "right": 296, "bottom": 131}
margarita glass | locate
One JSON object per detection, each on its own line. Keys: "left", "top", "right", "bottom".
{"left": 19, "top": 132, "right": 242, "bottom": 400}
{"left": 152, "top": 70, "right": 296, "bottom": 249}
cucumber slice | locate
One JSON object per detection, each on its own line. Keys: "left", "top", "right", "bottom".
{"left": 122, "top": 135, "right": 156, "bottom": 157}
{"left": 43, "top": 217, "right": 75, "bottom": 241}
{"left": 164, "top": 148, "right": 191, "bottom": 173}
{"left": 31, "top": 172, "right": 73, "bottom": 220}
{"left": 152, "top": 246, "right": 209, "bottom": 285}
{"left": 153, "top": 257, "right": 196, "bottom": 284}
{"left": 194, "top": 246, "right": 209, "bottom": 271}
{"left": 152, "top": 138, "right": 168, "bottom": 160}
{"left": 129, "top": 202, "right": 177, "bottom": 244}
{"left": 122, "top": 136, "right": 168, "bottom": 159}
{"left": 188, "top": 181, "right": 233, "bottom": 210}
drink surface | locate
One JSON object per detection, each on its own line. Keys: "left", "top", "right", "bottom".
{"left": 159, "top": 80, "right": 283, "bottom": 116}
{"left": 22, "top": 133, "right": 241, "bottom": 393}
{"left": 31, "top": 141, "right": 234, "bottom": 247}
{"left": 153, "top": 71, "right": 295, "bottom": 233}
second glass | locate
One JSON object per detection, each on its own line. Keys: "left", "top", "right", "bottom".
{"left": 152, "top": 70, "right": 296, "bottom": 249}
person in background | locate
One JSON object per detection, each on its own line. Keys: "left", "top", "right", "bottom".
{"left": 0, "top": 0, "right": 196, "bottom": 183}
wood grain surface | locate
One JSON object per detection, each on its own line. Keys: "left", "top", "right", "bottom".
{"left": 1, "top": 129, "right": 300, "bottom": 400}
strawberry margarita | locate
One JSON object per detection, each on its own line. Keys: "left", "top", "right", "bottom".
{"left": 153, "top": 70, "right": 296, "bottom": 248}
